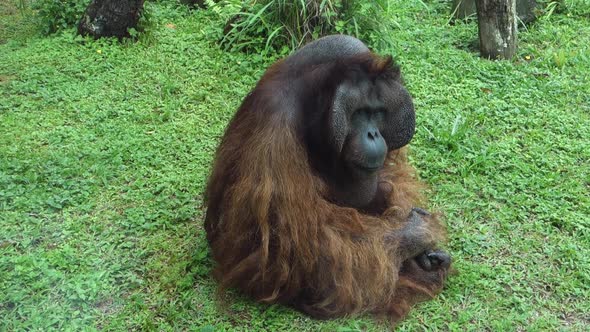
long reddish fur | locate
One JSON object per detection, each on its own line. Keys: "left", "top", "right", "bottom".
{"left": 205, "top": 53, "right": 447, "bottom": 320}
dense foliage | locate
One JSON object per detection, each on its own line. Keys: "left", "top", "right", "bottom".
{"left": 32, "top": 0, "right": 89, "bottom": 34}
{"left": 208, "top": 0, "right": 396, "bottom": 53}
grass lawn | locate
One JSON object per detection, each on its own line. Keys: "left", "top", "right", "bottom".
{"left": 1, "top": 0, "right": 589, "bottom": 331}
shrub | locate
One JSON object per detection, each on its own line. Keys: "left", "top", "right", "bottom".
{"left": 206, "top": 0, "right": 395, "bottom": 54}
{"left": 32, "top": 0, "right": 89, "bottom": 35}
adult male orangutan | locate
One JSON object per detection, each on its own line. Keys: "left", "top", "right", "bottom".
{"left": 204, "top": 35, "right": 451, "bottom": 320}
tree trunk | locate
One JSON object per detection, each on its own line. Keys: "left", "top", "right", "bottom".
{"left": 78, "top": 0, "right": 144, "bottom": 39}
{"left": 475, "top": 0, "right": 518, "bottom": 60}
{"left": 452, "top": 0, "right": 537, "bottom": 24}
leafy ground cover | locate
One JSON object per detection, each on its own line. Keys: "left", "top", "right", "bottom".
{"left": 1, "top": 1, "right": 589, "bottom": 331}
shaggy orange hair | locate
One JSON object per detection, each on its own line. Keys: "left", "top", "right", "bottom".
{"left": 205, "top": 52, "right": 448, "bottom": 320}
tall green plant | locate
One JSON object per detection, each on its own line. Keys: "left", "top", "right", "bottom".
{"left": 208, "top": 0, "right": 396, "bottom": 54}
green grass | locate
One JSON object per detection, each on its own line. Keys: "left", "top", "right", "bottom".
{"left": 1, "top": 0, "right": 589, "bottom": 331}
